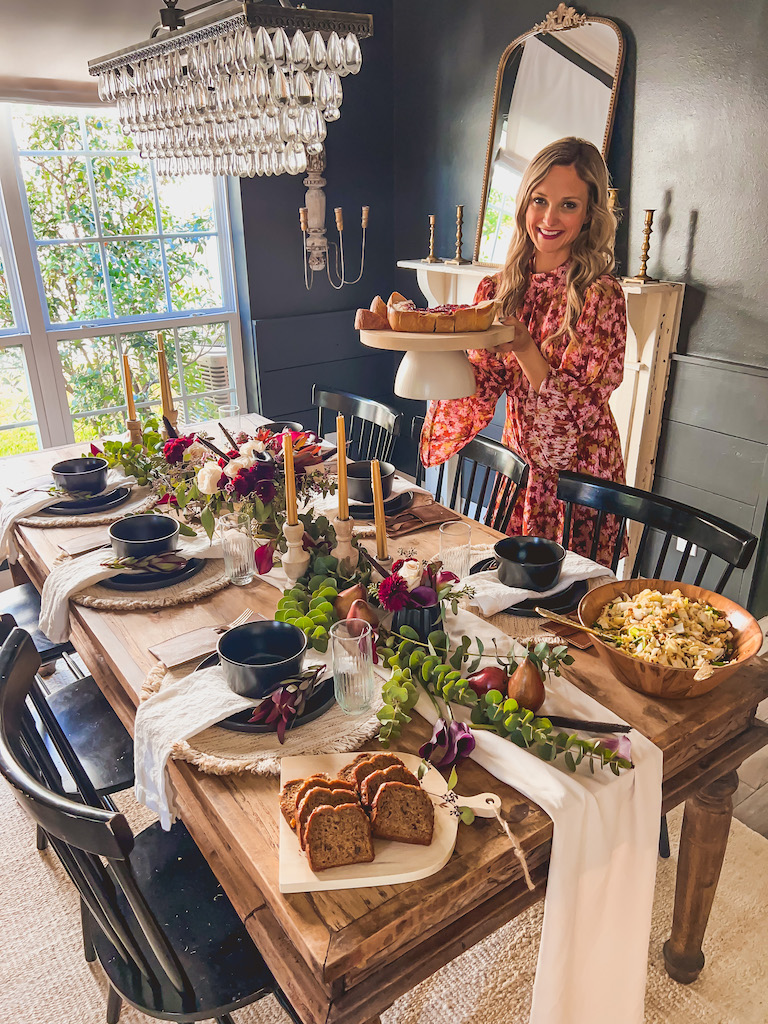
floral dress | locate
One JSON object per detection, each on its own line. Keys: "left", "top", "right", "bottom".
{"left": 419, "top": 262, "right": 627, "bottom": 566}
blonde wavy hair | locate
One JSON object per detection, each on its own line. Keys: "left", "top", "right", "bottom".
{"left": 494, "top": 137, "right": 616, "bottom": 337}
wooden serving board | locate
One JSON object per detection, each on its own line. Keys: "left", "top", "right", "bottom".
{"left": 359, "top": 322, "right": 515, "bottom": 353}
{"left": 279, "top": 751, "right": 496, "bottom": 894}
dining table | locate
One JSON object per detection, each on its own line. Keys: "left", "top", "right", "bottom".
{"left": 3, "top": 415, "right": 768, "bottom": 1024}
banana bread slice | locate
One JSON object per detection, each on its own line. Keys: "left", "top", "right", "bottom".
{"left": 297, "top": 787, "right": 362, "bottom": 848}
{"left": 360, "top": 765, "right": 420, "bottom": 808}
{"left": 370, "top": 782, "right": 434, "bottom": 845}
{"left": 305, "top": 804, "right": 375, "bottom": 872}
{"left": 280, "top": 774, "right": 355, "bottom": 827}
{"left": 350, "top": 753, "right": 406, "bottom": 792}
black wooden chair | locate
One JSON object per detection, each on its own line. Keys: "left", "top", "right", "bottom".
{"left": 556, "top": 470, "right": 759, "bottom": 859}
{"left": 312, "top": 385, "right": 402, "bottom": 462}
{"left": 0, "top": 627, "right": 301, "bottom": 1024}
{"left": 413, "top": 418, "right": 529, "bottom": 533}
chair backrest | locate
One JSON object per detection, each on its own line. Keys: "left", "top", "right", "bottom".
{"left": 412, "top": 418, "right": 529, "bottom": 533}
{"left": 312, "top": 385, "right": 402, "bottom": 462}
{"left": 556, "top": 470, "right": 758, "bottom": 593}
{"left": 0, "top": 628, "right": 189, "bottom": 995}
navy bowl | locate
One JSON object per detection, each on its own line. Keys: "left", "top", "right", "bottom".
{"left": 494, "top": 536, "right": 565, "bottom": 592}
{"left": 51, "top": 457, "right": 108, "bottom": 495}
{"left": 217, "top": 620, "right": 308, "bottom": 698}
{"left": 346, "top": 461, "right": 395, "bottom": 503}
{"left": 109, "top": 514, "right": 180, "bottom": 559}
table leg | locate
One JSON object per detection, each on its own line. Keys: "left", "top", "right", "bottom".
{"left": 662, "top": 769, "right": 739, "bottom": 983}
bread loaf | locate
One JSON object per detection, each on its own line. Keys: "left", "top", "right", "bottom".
{"left": 370, "top": 295, "right": 388, "bottom": 320}
{"left": 386, "top": 298, "right": 496, "bottom": 334}
{"left": 350, "top": 753, "right": 406, "bottom": 791}
{"left": 360, "top": 764, "right": 420, "bottom": 808}
{"left": 370, "top": 781, "right": 435, "bottom": 845}
{"left": 296, "top": 787, "right": 362, "bottom": 848}
{"left": 304, "top": 803, "right": 375, "bottom": 872}
{"left": 354, "top": 308, "right": 390, "bottom": 331}
{"left": 284, "top": 775, "right": 355, "bottom": 828}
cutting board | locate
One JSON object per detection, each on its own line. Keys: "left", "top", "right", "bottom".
{"left": 278, "top": 751, "right": 500, "bottom": 893}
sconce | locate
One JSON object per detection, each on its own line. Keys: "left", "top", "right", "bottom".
{"left": 298, "top": 147, "right": 368, "bottom": 290}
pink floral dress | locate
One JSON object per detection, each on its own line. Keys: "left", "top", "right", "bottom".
{"left": 419, "top": 262, "right": 627, "bottom": 566}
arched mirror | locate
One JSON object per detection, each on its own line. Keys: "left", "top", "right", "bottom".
{"left": 473, "top": 4, "right": 624, "bottom": 266}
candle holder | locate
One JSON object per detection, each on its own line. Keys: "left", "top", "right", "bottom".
{"left": 331, "top": 516, "right": 361, "bottom": 576}
{"left": 625, "top": 209, "right": 657, "bottom": 283}
{"left": 282, "top": 521, "right": 311, "bottom": 583}
{"left": 445, "top": 204, "right": 471, "bottom": 265}
{"left": 159, "top": 408, "right": 179, "bottom": 441}
{"left": 422, "top": 215, "right": 443, "bottom": 264}
{"left": 126, "top": 419, "right": 143, "bottom": 445}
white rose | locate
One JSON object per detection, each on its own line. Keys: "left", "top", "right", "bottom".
{"left": 197, "top": 462, "right": 224, "bottom": 495}
{"left": 183, "top": 441, "right": 208, "bottom": 465}
{"left": 397, "top": 558, "right": 423, "bottom": 592}
{"left": 240, "top": 439, "right": 266, "bottom": 458}
{"left": 223, "top": 455, "right": 255, "bottom": 478}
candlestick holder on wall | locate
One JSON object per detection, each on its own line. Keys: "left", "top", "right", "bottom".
{"left": 299, "top": 147, "right": 368, "bottom": 290}
{"left": 422, "top": 215, "right": 443, "bottom": 264}
{"left": 445, "top": 205, "right": 471, "bottom": 265}
{"left": 625, "top": 209, "right": 657, "bottom": 283}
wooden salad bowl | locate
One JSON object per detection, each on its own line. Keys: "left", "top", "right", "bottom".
{"left": 578, "top": 578, "right": 763, "bottom": 700}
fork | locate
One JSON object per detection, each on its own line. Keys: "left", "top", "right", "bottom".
{"left": 214, "top": 609, "right": 252, "bottom": 634}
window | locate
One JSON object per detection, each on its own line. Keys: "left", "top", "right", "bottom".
{"left": 0, "top": 103, "right": 245, "bottom": 456}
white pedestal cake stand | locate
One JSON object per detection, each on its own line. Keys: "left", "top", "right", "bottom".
{"left": 359, "top": 323, "right": 515, "bottom": 400}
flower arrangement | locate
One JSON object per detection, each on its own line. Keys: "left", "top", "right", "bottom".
{"left": 373, "top": 557, "right": 473, "bottom": 614}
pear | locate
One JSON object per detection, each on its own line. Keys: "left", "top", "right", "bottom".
{"left": 346, "top": 599, "right": 379, "bottom": 627}
{"left": 466, "top": 665, "right": 509, "bottom": 697}
{"left": 506, "top": 657, "right": 545, "bottom": 713}
{"left": 333, "top": 582, "right": 366, "bottom": 618}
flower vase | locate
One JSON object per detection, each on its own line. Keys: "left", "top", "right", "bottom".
{"left": 391, "top": 605, "right": 443, "bottom": 642}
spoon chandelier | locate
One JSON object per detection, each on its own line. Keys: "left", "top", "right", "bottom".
{"left": 88, "top": 0, "right": 373, "bottom": 177}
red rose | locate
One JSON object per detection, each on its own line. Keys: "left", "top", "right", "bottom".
{"left": 163, "top": 436, "right": 194, "bottom": 464}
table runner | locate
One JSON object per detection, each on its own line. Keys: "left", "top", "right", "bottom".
{"left": 424, "top": 607, "right": 662, "bottom": 1024}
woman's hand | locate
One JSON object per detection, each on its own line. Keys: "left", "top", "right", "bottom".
{"left": 493, "top": 315, "right": 536, "bottom": 355}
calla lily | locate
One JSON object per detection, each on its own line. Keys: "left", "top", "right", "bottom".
{"left": 599, "top": 735, "right": 632, "bottom": 761}
{"left": 407, "top": 585, "right": 439, "bottom": 608}
{"left": 418, "top": 717, "right": 476, "bottom": 770}
{"left": 254, "top": 540, "right": 276, "bottom": 574}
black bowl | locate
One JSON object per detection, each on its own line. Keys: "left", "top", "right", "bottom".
{"left": 51, "top": 457, "right": 108, "bottom": 495}
{"left": 217, "top": 620, "right": 308, "bottom": 698}
{"left": 261, "top": 420, "right": 304, "bottom": 434}
{"left": 493, "top": 536, "right": 565, "bottom": 592}
{"left": 109, "top": 514, "right": 180, "bottom": 559}
{"left": 346, "top": 461, "right": 395, "bottom": 504}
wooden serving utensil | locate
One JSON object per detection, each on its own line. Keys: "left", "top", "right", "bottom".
{"left": 534, "top": 607, "right": 619, "bottom": 645}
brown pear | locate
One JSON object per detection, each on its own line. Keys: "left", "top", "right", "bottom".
{"left": 346, "top": 599, "right": 379, "bottom": 627}
{"left": 333, "top": 583, "right": 366, "bottom": 619}
{"left": 506, "top": 657, "right": 546, "bottom": 713}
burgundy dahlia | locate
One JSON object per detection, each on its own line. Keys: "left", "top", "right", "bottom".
{"left": 377, "top": 573, "right": 410, "bottom": 612}
{"left": 163, "top": 435, "right": 195, "bottom": 464}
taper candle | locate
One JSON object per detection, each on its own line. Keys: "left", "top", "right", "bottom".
{"left": 371, "top": 459, "right": 388, "bottom": 560}
{"left": 122, "top": 353, "right": 136, "bottom": 421}
{"left": 157, "top": 336, "right": 173, "bottom": 417}
{"left": 336, "top": 413, "right": 349, "bottom": 520}
{"left": 283, "top": 432, "right": 298, "bottom": 527}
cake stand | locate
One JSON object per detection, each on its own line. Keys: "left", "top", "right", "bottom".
{"left": 359, "top": 323, "right": 515, "bottom": 400}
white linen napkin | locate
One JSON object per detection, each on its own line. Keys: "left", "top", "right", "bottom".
{"left": 38, "top": 530, "right": 223, "bottom": 643}
{"left": 0, "top": 468, "right": 137, "bottom": 563}
{"left": 467, "top": 548, "right": 615, "bottom": 616}
{"left": 420, "top": 607, "right": 662, "bottom": 1024}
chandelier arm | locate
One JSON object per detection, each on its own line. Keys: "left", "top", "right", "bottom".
{"left": 325, "top": 242, "right": 345, "bottom": 290}
{"left": 343, "top": 227, "right": 366, "bottom": 286}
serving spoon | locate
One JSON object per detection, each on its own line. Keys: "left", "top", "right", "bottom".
{"left": 534, "top": 608, "right": 619, "bottom": 645}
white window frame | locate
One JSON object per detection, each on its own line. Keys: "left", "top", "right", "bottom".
{"left": 0, "top": 103, "right": 247, "bottom": 450}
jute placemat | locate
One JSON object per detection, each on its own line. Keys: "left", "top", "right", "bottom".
{"left": 140, "top": 660, "right": 382, "bottom": 776}
{"left": 71, "top": 558, "right": 229, "bottom": 611}
{"left": 18, "top": 486, "right": 157, "bottom": 527}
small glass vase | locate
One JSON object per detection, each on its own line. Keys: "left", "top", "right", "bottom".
{"left": 391, "top": 604, "right": 442, "bottom": 642}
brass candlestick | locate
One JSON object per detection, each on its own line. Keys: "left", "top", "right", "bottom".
{"left": 445, "top": 204, "right": 471, "bottom": 265}
{"left": 607, "top": 188, "right": 620, "bottom": 217}
{"left": 422, "top": 214, "right": 443, "bottom": 264}
{"left": 626, "top": 209, "right": 657, "bottom": 283}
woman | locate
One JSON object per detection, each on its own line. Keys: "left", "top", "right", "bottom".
{"left": 420, "top": 137, "right": 626, "bottom": 565}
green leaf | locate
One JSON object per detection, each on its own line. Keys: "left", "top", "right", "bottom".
{"left": 200, "top": 506, "right": 215, "bottom": 540}
{"left": 177, "top": 521, "right": 197, "bottom": 536}
{"left": 398, "top": 624, "right": 419, "bottom": 641}
{"left": 459, "top": 806, "right": 476, "bottom": 826}
{"left": 564, "top": 751, "right": 576, "bottom": 772}
{"left": 447, "top": 766, "right": 458, "bottom": 791}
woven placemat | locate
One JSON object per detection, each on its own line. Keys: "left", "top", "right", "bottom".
{"left": 140, "top": 660, "right": 382, "bottom": 776}
{"left": 18, "top": 486, "right": 157, "bottom": 527}
{"left": 72, "top": 558, "right": 229, "bottom": 611}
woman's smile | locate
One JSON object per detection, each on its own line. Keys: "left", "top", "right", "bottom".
{"left": 525, "top": 163, "right": 589, "bottom": 271}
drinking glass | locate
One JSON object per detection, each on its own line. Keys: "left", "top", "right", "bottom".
{"left": 219, "top": 512, "right": 255, "bottom": 586}
{"left": 330, "top": 619, "right": 376, "bottom": 715}
{"left": 440, "top": 520, "right": 472, "bottom": 580}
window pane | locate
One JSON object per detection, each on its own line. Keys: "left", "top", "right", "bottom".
{"left": 156, "top": 174, "right": 215, "bottom": 233}
{"left": 85, "top": 116, "right": 135, "bottom": 152}
{"left": 0, "top": 346, "right": 39, "bottom": 457}
{"left": 167, "top": 236, "right": 222, "bottom": 310}
{"left": 186, "top": 393, "right": 233, "bottom": 423}
{"left": 0, "top": 252, "right": 14, "bottom": 328}
{"left": 93, "top": 157, "right": 157, "bottom": 236}
{"left": 106, "top": 240, "right": 165, "bottom": 316}
{"left": 72, "top": 413, "right": 126, "bottom": 443}
{"left": 21, "top": 156, "right": 95, "bottom": 239}
{"left": 0, "top": 425, "right": 40, "bottom": 458}
{"left": 57, "top": 336, "right": 122, "bottom": 415}
{"left": 13, "top": 110, "right": 82, "bottom": 151}
{"left": 37, "top": 244, "right": 109, "bottom": 322}
{"left": 177, "top": 322, "right": 229, "bottom": 393}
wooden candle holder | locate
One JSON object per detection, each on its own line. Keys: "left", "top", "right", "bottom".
{"left": 282, "top": 521, "right": 310, "bottom": 583}
{"left": 330, "top": 516, "right": 361, "bottom": 576}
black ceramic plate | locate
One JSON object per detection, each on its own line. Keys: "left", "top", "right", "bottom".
{"left": 469, "top": 557, "right": 589, "bottom": 615}
{"left": 99, "top": 557, "right": 205, "bottom": 592}
{"left": 196, "top": 652, "right": 336, "bottom": 732}
{"left": 44, "top": 486, "right": 132, "bottom": 516}
{"left": 349, "top": 490, "right": 414, "bottom": 521}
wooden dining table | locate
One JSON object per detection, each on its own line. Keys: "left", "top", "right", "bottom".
{"left": 4, "top": 419, "right": 768, "bottom": 1024}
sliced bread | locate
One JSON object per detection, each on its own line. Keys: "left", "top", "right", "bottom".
{"left": 370, "top": 781, "right": 434, "bottom": 846}
{"left": 350, "top": 753, "right": 406, "bottom": 792}
{"left": 296, "top": 787, "right": 361, "bottom": 848}
{"left": 305, "top": 803, "right": 375, "bottom": 872}
{"left": 360, "top": 764, "right": 420, "bottom": 808}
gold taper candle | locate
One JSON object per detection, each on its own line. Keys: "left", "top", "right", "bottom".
{"left": 336, "top": 414, "right": 349, "bottom": 520}
{"left": 371, "top": 459, "right": 388, "bottom": 560}
{"left": 156, "top": 336, "right": 173, "bottom": 417}
{"left": 283, "top": 432, "right": 298, "bottom": 527}
{"left": 122, "top": 353, "right": 136, "bottom": 421}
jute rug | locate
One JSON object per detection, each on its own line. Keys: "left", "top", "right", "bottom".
{"left": 0, "top": 778, "right": 766, "bottom": 1024}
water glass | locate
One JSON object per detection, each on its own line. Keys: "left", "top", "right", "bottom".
{"left": 440, "top": 520, "right": 472, "bottom": 580}
{"left": 218, "top": 403, "right": 242, "bottom": 440}
{"left": 219, "top": 512, "right": 255, "bottom": 586}
{"left": 330, "top": 618, "right": 376, "bottom": 715}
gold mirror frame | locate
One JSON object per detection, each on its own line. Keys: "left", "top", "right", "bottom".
{"left": 472, "top": 5, "right": 625, "bottom": 267}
